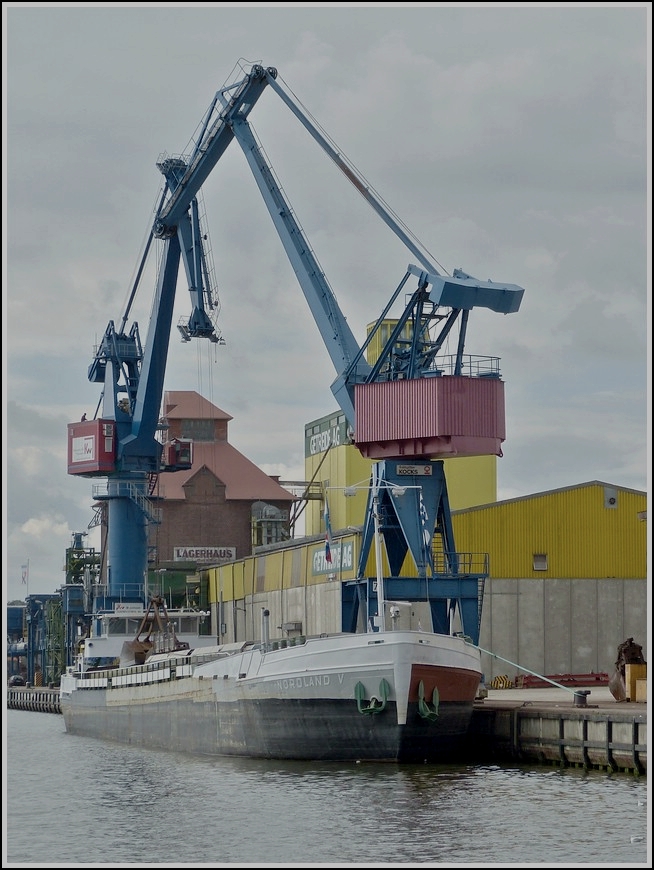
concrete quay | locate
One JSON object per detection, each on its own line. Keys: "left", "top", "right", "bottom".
{"left": 467, "top": 685, "right": 647, "bottom": 775}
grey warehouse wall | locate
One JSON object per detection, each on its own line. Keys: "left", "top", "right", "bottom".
{"left": 478, "top": 578, "right": 648, "bottom": 683}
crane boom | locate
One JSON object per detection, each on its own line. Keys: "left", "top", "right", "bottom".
{"left": 154, "top": 65, "right": 273, "bottom": 235}
{"left": 230, "top": 116, "right": 369, "bottom": 424}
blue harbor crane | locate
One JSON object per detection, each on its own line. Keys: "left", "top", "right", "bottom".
{"left": 69, "top": 63, "right": 524, "bottom": 640}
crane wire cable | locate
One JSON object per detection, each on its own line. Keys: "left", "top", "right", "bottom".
{"left": 117, "top": 181, "right": 169, "bottom": 331}
{"left": 275, "top": 72, "right": 451, "bottom": 279}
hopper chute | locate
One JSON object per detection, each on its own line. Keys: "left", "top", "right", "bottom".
{"left": 120, "top": 596, "right": 190, "bottom": 666}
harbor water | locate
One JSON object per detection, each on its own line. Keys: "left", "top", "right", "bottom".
{"left": 3, "top": 708, "right": 650, "bottom": 867}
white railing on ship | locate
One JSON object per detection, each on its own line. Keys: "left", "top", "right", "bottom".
{"left": 78, "top": 652, "right": 221, "bottom": 689}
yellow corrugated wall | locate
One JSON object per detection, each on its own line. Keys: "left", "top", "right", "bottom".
{"left": 208, "top": 481, "right": 645, "bottom": 605}
{"left": 442, "top": 454, "right": 496, "bottom": 510}
{"left": 210, "top": 533, "right": 361, "bottom": 604}
{"left": 304, "top": 440, "right": 371, "bottom": 536}
{"left": 304, "top": 444, "right": 497, "bottom": 536}
{"left": 451, "top": 482, "right": 646, "bottom": 579}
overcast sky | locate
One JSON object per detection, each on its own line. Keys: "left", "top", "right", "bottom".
{"left": 3, "top": 3, "right": 650, "bottom": 602}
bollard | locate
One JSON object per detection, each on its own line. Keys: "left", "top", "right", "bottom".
{"left": 573, "top": 690, "right": 590, "bottom": 707}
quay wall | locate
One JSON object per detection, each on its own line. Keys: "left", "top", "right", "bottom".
{"left": 467, "top": 701, "right": 646, "bottom": 775}
{"left": 7, "top": 687, "right": 61, "bottom": 714}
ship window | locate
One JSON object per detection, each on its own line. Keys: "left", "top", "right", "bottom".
{"left": 106, "top": 617, "right": 144, "bottom": 635}
{"left": 533, "top": 553, "right": 548, "bottom": 571}
{"left": 180, "top": 617, "right": 200, "bottom": 633}
{"left": 106, "top": 618, "right": 128, "bottom": 635}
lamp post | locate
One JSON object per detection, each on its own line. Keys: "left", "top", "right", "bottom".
{"left": 372, "top": 487, "right": 385, "bottom": 631}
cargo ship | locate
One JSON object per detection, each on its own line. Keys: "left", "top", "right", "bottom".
{"left": 60, "top": 600, "right": 482, "bottom": 762}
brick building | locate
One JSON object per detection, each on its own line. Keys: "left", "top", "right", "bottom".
{"left": 148, "top": 391, "right": 296, "bottom": 569}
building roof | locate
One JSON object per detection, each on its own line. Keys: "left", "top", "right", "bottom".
{"left": 452, "top": 480, "right": 646, "bottom": 514}
{"left": 159, "top": 391, "right": 294, "bottom": 503}
{"left": 163, "top": 391, "right": 233, "bottom": 422}
{"left": 159, "top": 442, "right": 295, "bottom": 502}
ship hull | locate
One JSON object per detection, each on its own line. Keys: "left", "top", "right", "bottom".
{"left": 61, "top": 631, "right": 481, "bottom": 762}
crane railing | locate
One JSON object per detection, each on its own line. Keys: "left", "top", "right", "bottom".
{"left": 431, "top": 551, "right": 489, "bottom": 577}
{"left": 422, "top": 354, "right": 501, "bottom": 379}
{"left": 91, "top": 483, "right": 162, "bottom": 525}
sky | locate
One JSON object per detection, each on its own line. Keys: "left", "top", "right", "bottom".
{"left": 3, "top": 2, "right": 651, "bottom": 603}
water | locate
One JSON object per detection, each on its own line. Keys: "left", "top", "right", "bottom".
{"left": 3, "top": 710, "right": 650, "bottom": 867}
